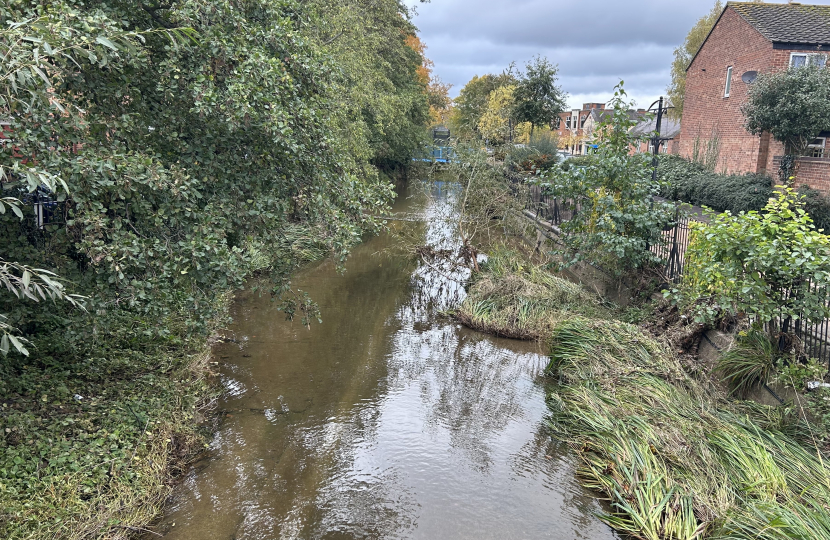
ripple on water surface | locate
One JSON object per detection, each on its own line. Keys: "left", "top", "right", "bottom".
{"left": 150, "top": 189, "right": 618, "bottom": 540}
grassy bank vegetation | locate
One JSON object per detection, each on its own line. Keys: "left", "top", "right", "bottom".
{"left": 548, "top": 318, "right": 830, "bottom": 539}
{"left": 455, "top": 248, "right": 608, "bottom": 340}
{"left": 0, "top": 312, "right": 218, "bottom": 539}
{"left": 455, "top": 245, "right": 830, "bottom": 539}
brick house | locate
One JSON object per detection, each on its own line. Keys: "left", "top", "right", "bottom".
{"left": 630, "top": 116, "right": 682, "bottom": 155}
{"left": 583, "top": 108, "right": 648, "bottom": 153}
{"left": 554, "top": 103, "right": 605, "bottom": 154}
{"left": 553, "top": 103, "right": 647, "bottom": 155}
{"left": 679, "top": 2, "right": 830, "bottom": 191}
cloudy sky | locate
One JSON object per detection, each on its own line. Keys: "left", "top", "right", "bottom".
{"left": 406, "top": 0, "right": 830, "bottom": 110}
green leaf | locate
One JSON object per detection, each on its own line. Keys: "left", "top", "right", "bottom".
{"left": 95, "top": 36, "right": 119, "bottom": 50}
{"left": 7, "top": 334, "right": 28, "bottom": 356}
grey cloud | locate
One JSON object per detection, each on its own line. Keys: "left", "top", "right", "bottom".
{"left": 409, "top": 0, "right": 830, "bottom": 109}
{"left": 412, "top": 0, "right": 714, "bottom": 48}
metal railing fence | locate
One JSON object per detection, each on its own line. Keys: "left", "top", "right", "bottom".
{"left": 523, "top": 182, "right": 830, "bottom": 368}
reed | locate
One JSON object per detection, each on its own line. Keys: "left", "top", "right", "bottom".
{"left": 454, "top": 247, "right": 608, "bottom": 340}
{"left": 547, "top": 318, "right": 830, "bottom": 539}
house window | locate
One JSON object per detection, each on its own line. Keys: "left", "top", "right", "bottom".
{"left": 724, "top": 66, "right": 733, "bottom": 97}
{"left": 580, "top": 115, "right": 587, "bottom": 128}
{"left": 554, "top": 117, "right": 561, "bottom": 129}
{"left": 565, "top": 117, "right": 571, "bottom": 129}
{"left": 808, "top": 137, "right": 826, "bottom": 158}
{"left": 791, "top": 53, "right": 828, "bottom": 68}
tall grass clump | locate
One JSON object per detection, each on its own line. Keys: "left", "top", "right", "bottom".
{"left": 547, "top": 318, "right": 830, "bottom": 540}
{"left": 716, "top": 326, "right": 777, "bottom": 398}
{"left": 455, "top": 248, "right": 608, "bottom": 340}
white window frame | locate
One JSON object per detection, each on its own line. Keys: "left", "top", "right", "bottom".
{"left": 724, "top": 66, "right": 733, "bottom": 97}
{"left": 790, "top": 52, "right": 828, "bottom": 68}
{"left": 808, "top": 137, "right": 826, "bottom": 158}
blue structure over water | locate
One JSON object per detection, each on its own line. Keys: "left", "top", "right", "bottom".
{"left": 416, "top": 125, "right": 454, "bottom": 163}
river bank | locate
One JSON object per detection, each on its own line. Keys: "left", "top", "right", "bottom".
{"left": 455, "top": 246, "right": 830, "bottom": 539}
{"left": 0, "top": 295, "right": 230, "bottom": 539}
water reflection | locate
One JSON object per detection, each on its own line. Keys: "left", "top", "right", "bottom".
{"left": 150, "top": 186, "right": 617, "bottom": 540}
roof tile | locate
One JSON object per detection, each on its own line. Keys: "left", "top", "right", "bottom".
{"left": 729, "top": 1, "right": 830, "bottom": 45}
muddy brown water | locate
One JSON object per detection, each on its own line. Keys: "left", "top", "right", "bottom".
{"left": 151, "top": 187, "right": 618, "bottom": 540}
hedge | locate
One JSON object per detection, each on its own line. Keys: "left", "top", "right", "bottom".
{"left": 657, "top": 155, "right": 774, "bottom": 213}
{"left": 656, "top": 155, "right": 830, "bottom": 232}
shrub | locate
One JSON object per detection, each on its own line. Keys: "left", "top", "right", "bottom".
{"left": 537, "top": 83, "right": 674, "bottom": 275}
{"left": 797, "top": 185, "right": 830, "bottom": 233}
{"left": 672, "top": 189, "right": 830, "bottom": 330}
{"left": 716, "top": 326, "right": 777, "bottom": 397}
{"left": 564, "top": 155, "right": 593, "bottom": 168}
{"left": 506, "top": 131, "right": 561, "bottom": 173}
{"left": 657, "top": 155, "right": 773, "bottom": 213}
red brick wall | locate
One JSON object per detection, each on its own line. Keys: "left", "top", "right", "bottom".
{"left": 680, "top": 7, "right": 791, "bottom": 174}
{"left": 554, "top": 111, "right": 582, "bottom": 148}
{"left": 772, "top": 155, "right": 830, "bottom": 193}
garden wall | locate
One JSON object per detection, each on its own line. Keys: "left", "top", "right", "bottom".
{"left": 773, "top": 155, "right": 830, "bottom": 194}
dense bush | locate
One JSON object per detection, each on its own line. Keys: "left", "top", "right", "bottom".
{"left": 657, "top": 155, "right": 830, "bottom": 228}
{"left": 657, "top": 155, "right": 774, "bottom": 213}
{"left": 0, "top": 0, "right": 429, "bottom": 536}
{"left": 564, "top": 155, "right": 594, "bottom": 169}
{"left": 506, "top": 132, "right": 560, "bottom": 172}
{"left": 797, "top": 185, "right": 830, "bottom": 233}
{"left": 673, "top": 189, "right": 830, "bottom": 328}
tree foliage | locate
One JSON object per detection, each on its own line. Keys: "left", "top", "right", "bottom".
{"left": 306, "top": 0, "right": 430, "bottom": 171}
{"left": 477, "top": 85, "right": 517, "bottom": 145}
{"left": 743, "top": 64, "right": 830, "bottom": 158}
{"left": 667, "top": 1, "right": 722, "bottom": 118}
{"left": 538, "top": 83, "right": 674, "bottom": 275}
{"left": 1, "top": 0, "right": 428, "bottom": 339}
{"left": 449, "top": 71, "right": 515, "bottom": 140}
{"left": 512, "top": 55, "right": 567, "bottom": 137}
{"left": 676, "top": 189, "right": 830, "bottom": 328}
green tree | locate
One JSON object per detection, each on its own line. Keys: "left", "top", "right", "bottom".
{"left": 667, "top": 1, "right": 723, "bottom": 118}
{"left": 307, "top": 0, "right": 430, "bottom": 173}
{"left": 478, "top": 85, "right": 517, "bottom": 146}
{"left": 0, "top": 0, "right": 424, "bottom": 338}
{"left": 449, "top": 69, "right": 515, "bottom": 140}
{"left": 743, "top": 64, "right": 830, "bottom": 178}
{"left": 512, "top": 55, "right": 567, "bottom": 138}
{"left": 538, "top": 83, "right": 674, "bottom": 275}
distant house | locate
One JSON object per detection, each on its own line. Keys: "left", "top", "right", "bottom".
{"left": 630, "top": 116, "right": 682, "bottom": 155}
{"left": 553, "top": 103, "right": 606, "bottom": 155}
{"left": 554, "top": 103, "right": 648, "bottom": 155}
{"left": 679, "top": 1, "right": 830, "bottom": 191}
{"left": 582, "top": 108, "right": 648, "bottom": 152}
